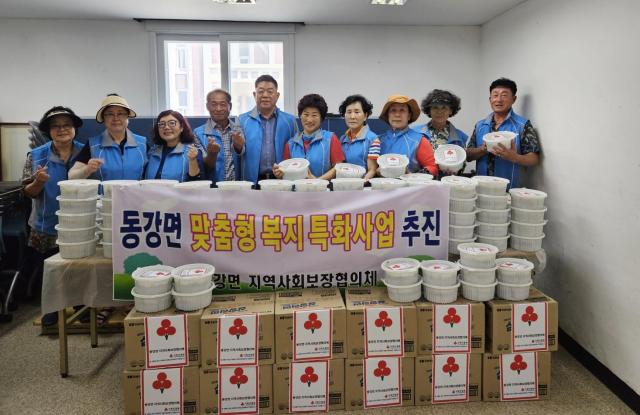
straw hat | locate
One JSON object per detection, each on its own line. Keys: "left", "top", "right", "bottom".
{"left": 379, "top": 95, "right": 421, "bottom": 124}
{"left": 38, "top": 106, "right": 83, "bottom": 134}
{"left": 96, "top": 94, "right": 137, "bottom": 123}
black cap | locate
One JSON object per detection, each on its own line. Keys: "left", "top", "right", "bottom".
{"left": 38, "top": 106, "right": 83, "bottom": 135}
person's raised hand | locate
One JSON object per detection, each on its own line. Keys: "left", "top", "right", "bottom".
{"left": 34, "top": 165, "right": 50, "bottom": 184}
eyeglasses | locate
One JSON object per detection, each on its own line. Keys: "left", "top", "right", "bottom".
{"left": 158, "top": 120, "right": 179, "bottom": 128}
{"left": 103, "top": 112, "right": 129, "bottom": 119}
{"left": 50, "top": 124, "right": 73, "bottom": 131}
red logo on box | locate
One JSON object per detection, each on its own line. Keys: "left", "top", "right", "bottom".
{"left": 375, "top": 310, "right": 393, "bottom": 332}
{"left": 442, "top": 356, "right": 460, "bottom": 377}
{"left": 510, "top": 354, "right": 528, "bottom": 374}
{"left": 373, "top": 360, "right": 392, "bottom": 381}
{"left": 521, "top": 306, "right": 538, "bottom": 326}
{"left": 156, "top": 319, "right": 176, "bottom": 340}
{"left": 228, "top": 318, "right": 249, "bottom": 340}
{"left": 230, "top": 367, "right": 249, "bottom": 389}
{"left": 303, "top": 313, "right": 322, "bottom": 334}
{"left": 152, "top": 372, "right": 172, "bottom": 394}
{"left": 300, "top": 366, "right": 319, "bottom": 387}
{"left": 443, "top": 307, "right": 461, "bottom": 328}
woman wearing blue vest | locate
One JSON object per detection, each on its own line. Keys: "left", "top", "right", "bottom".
{"left": 22, "top": 106, "right": 85, "bottom": 325}
{"left": 338, "top": 94, "right": 380, "bottom": 180}
{"left": 69, "top": 94, "right": 147, "bottom": 181}
{"left": 145, "top": 110, "right": 204, "bottom": 182}
{"left": 273, "top": 94, "right": 345, "bottom": 180}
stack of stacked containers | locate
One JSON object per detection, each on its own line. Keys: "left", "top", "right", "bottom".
{"left": 457, "top": 243, "right": 499, "bottom": 302}
{"left": 381, "top": 258, "right": 422, "bottom": 303}
{"left": 55, "top": 179, "right": 100, "bottom": 259}
{"left": 398, "top": 172, "right": 436, "bottom": 188}
{"left": 441, "top": 175, "right": 478, "bottom": 254}
{"left": 171, "top": 264, "right": 216, "bottom": 312}
{"left": 509, "top": 188, "right": 548, "bottom": 252}
{"left": 495, "top": 258, "right": 535, "bottom": 301}
{"left": 473, "top": 175, "right": 511, "bottom": 252}
{"left": 420, "top": 260, "right": 461, "bottom": 304}
{"left": 369, "top": 153, "right": 409, "bottom": 190}
{"left": 130, "top": 265, "right": 175, "bottom": 313}
{"left": 332, "top": 163, "right": 367, "bottom": 191}
{"left": 100, "top": 180, "right": 138, "bottom": 258}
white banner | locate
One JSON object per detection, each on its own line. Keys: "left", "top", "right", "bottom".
{"left": 112, "top": 186, "right": 449, "bottom": 300}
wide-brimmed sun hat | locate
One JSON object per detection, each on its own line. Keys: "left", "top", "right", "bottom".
{"left": 379, "top": 95, "right": 421, "bottom": 124}
{"left": 38, "top": 106, "right": 83, "bottom": 135}
{"left": 96, "top": 94, "right": 137, "bottom": 123}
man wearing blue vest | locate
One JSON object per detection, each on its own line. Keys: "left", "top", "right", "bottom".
{"left": 466, "top": 78, "right": 540, "bottom": 189}
{"left": 238, "top": 74, "right": 299, "bottom": 183}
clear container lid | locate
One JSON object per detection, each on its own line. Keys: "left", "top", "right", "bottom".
{"left": 420, "top": 260, "right": 459, "bottom": 272}
{"left": 441, "top": 176, "right": 476, "bottom": 186}
{"left": 377, "top": 154, "right": 409, "bottom": 168}
{"left": 472, "top": 175, "right": 510, "bottom": 185}
{"left": 335, "top": 163, "right": 366, "bottom": 175}
{"left": 458, "top": 242, "right": 499, "bottom": 255}
{"left": 381, "top": 258, "right": 420, "bottom": 272}
{"left": 279, "top": 158, "right": 310, "bottom": 170}
{"left": 434, "top": 144, "right": 465, "bottom": 165}
{"left": 509, "top": 188, "right": 548, "bottom": 199}
{"left": 496, "top": 258, "right": 534, "bottom": 271}
{"left": 399, "top": 173, "right": 433, "bottom": 181}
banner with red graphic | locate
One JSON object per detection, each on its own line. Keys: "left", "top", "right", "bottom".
{"left": 499, "top": 352, "right": 539, "bottom": 401}
{"left": 431, "top": 353, "right": 470, "bottom": 403}
{"left": 141, "top": 367, "right": 183, "bottom": 415}
{"left": 144, "top": 315, "right": 188, "bottom": 368}
{"left": 363, "top": 357, "right": 402, "bottom": 408}
{"left": 364, "top": 307, "right": 404, "bottom": 357}
{"left": 512, "top": 303, "right": 548, "bottom": 352}
{"left": 293, "top": 309, "right": 333, "bottom": 361}
{"left": 432, "top": 305, "right": 471, "bottom": 353}
{"left": 289, "top": 361, "right": 329, "bottom": 413}
{"left": 218, "top": 366, "right": 260, "bottom": 414}
{"left": 217, "top": 314, "right": 259, "bottom": 366}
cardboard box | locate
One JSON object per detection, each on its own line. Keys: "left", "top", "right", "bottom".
{"left": 345, "top": 287, "right": 417, "bottom": 358}
{"left": 274, "top": 288, "right": 346, "bottom": 363}
{"left": 344, "top": 357, "right": 415, "bottom": 409}
{"left": 199, "top": 364, "right": 273, "bottom": 414}
{"left": 486, "top": 287, "right": 558, "bottom": 354}
{"left": 272, "top": 359, "right": 345, "bottom": 414}
{"left": 123, "top": 366, "right": 199, "bottom": 415}
{"left": 124, "top": 306, "right": 203, "bottom": 371}
{"left": 414, "top": 353, "right": 482, "bottom": 405}
{"left": 201, "top": 292, "right": 275, "bottom": 367}
{"left": 415, "top": 298, "right": 485, "bottom": 355}
{"left": 482, "top": 352, "right": 551, "bottom": 401}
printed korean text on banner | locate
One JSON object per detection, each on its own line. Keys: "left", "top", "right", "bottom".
{"left": 499, "top": 352, "right": 539, "bottom": 401}
{"left": 218, "top": 314, "right": 259, "bottom": 366}
{"left": 431, "top": 353, "right": 470, "bottom": 404}
{"left": 512, "top": 303, "right": 548, "bottom": 352}
{"left": 289, "top": 361, "right": 329, "bottom": 413}
{"left": 363, "top": 357, "right": 402, "bottom": 408}
{"left": 145, "top": 315, "right": 188, "bottom": 368}
{"left": 141, "top": 367, "right": 183, "bottom": 415}
{"left": 293, "top": 309, "right": 333, "bottom": 361}
{"left": 218, "top": 366, "right": 260, "bottom": 415}
{"left": 432, "top": 305, "right": 471, "bottom": 353}
{"left": 364, "top": 306, "right": 404, "bottom": 357}
{"left": 111, "top": 185, "right": 449, "bottom": 300}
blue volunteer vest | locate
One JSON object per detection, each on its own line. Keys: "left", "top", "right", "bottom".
{"left": 339, "top": 125, "right": 378, "bottom": 168}
{"left": 379, "top": 127, "right": 424, "bottom": 173}
{"left": 286, "top": 130, "right": 333, "bottom": 178}
{"left": 145, "top": 143, "right": 203, "bottom": 182}
{"left": 411, "top": 122, "right": 468, "bottom": 148}
{"left": 88, "top": 129, "right": 147, "bottom": 181}
{"left": 193, "top": 119, "right": 241, "bottom": 183}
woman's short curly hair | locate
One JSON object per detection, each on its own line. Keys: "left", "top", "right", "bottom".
{"left": 151, "top": 110, "right": 196, "bottom": 146}
{"left": 420, "top": 89, "right": 461, "bottom": 117}
{"left": 338, "top": 94, "right": 373, "bottom": 118}
{"left": 297, "top": 94, "right": 328, "bottom": 120}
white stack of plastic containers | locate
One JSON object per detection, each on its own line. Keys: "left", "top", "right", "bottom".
{"left": 441, "top": 176, "right": 478, "bottom": 254}
{"left": 171, "top": 264, "right": 215, "bottom": 311}
{"left": 509, "top": 188, "right": 548, "bottom": 252}
{"left": 55, "top": 179, "right": 100, "bottom": 259}
{"left": 457, "top": 243, "right": 499, "bottom": 301}
{"left": 473, "top": 176, "right": 511, "bottom": 252}
{"left": 495, "top": 258, "right": 534, "bottom": 300}
{"left": 131, "top": 265, "right": 175, "bottom": 313}
{"left": 420, "top": 260, "right": 461, "bottom": 304}
{"left": 380, "top": 258, "right": 422, "bottom": 302}
{"left": 100, "top": 180, "right": 139, "bottom": 258}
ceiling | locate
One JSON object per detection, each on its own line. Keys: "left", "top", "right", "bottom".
{"left": 0, "top": 0, "right": 526, "bottom": 26}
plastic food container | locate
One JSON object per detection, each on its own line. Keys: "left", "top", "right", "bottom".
{"left": 335, "top": 163, "right": 366, "bottom": 179}
{"left": 258, "top": 179, "right": 293, "bottom": 192}
{"left": 441, "top": 176, "right": 477, "bottom": 199}
{"left": 173, "top": 283, "right": 214, "bottom": 311}
{"left": 102, "top": 180, "right": 139, "bottom": 198}
{"left": 476, "top": 221, "right": 509, "bottom": 237}
{"left": 139, "top": 179, "right": 179, "bottom": 188}
{"left": 98, "top": 226, "right": 112, "bottom": 243}
{"left": 495, "top": 258, "right": 534, "bottom": 284}
{"left": 449, "top": 236, "right": 476, "bottom": 255}
{"left": 172, "top": 263, "right": 215, "bottom": 293}
{"left": 434, "top": 144, "right": 466, "bottom": 172}
{"left": 55, "top": 225, "right": 96, "bottom": 243}
{"left": 422, "top": 282, "right": 460, "bottom": 304}
{"left": 278, "top": 158, "right": 310, "bottom": 181}
{"left": 383, "top": 280, "right": 422, "bottom": 303}
{"left": 510, "top": 233, "right": 545, "bottom": 252}
{"left": 510, "top": 220, "right": 547, "bottom": 237}
{"left": 131, "top": 288, "right": 172, "bottom": 313}
{"left": 458, "top": 242, "right": 499, "bottom": 268}
{"left": 56, "top": 211, "right": 97, "bottom": 228}
{"left": 58, "top": 179, "right": 100, "bottom": 199}
{"left": 476, "top": 208, "right": 510, "bottom": 224}
{"left": 174, "top": 180, "right": 213, "bottom": 189}
{"left": 101, "top": 197, "right": 112, "bottom": 213}
{"left": 450, "top": 211, "right": 477, "bottom": 226}
{"left": 476, "top": 234, "right": 509, "bottom": 252}
{"left": 477, "top": 194, "right": 509, "bottom": 210}
{"left": 420, "top": 260, "right": 460, "bottom": 287}
{"left": 132, "top": 265, "right": 175, "bottom": 295}
{"left": 294, "top": 179, "right": 329, "bottom": 192}
{"left": 405, "top": 179, "right": 443, "bottom": 187}
{"left": 497, "top": 280, "right": 533, "bottom": 301}
{"left": 369, "top": 178, "right": 407, "bottom": 190}
{"left": 56, "top": 196, "right": 98, "bottom": 214}
{"left": 377, "top": 154, "right": 409, "bottom": 178}
{"left": 472, "top": 176, "right": 510, "bottom": 195}
{"left": 217, "top": 181, "right": 254, "bottom": 191}
{"left": 399, "top": 173, "right": 433, "bottom": 182}
{"left": 449, "top": 196, "right": 477, "bottom": 213}
{"left": 381, "top": 258, "right": 421, "bottom": 286}
{"left": 450, "top": 224, "right": 476, "bottom": 240}
{"left": 101, "top": 241, "right": 112, "bottom": 258}
{"left": 102, "top": 212, "right": 112, "bottom": 228}
{"left": 460, "top": 280, "right": 497, "bottom": 301}
{"left": 482, "top": 131, "right": 516, "bottom": 152}
{"left": 458, "top": 262, "right": 497, "bottom": 284}
{"left": 57, "top": 237, "right": 97, "bottom": 259}
{"left": 331, "top": 178, "right": 365, "bottom": 191}
{"left": 510, "top": 207, "right": 547, "bottom": 223}
{"left": 509, "top": 188, "right": 547, "bottom": 209}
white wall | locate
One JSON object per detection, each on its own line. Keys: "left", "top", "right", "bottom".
{"left": 481, "top": 0, "right": 640, "bottom": 393}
